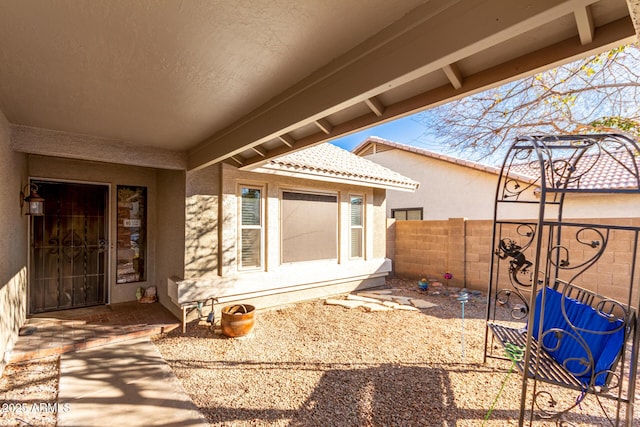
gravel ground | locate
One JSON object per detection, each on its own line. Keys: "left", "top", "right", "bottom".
{"left": 0, "top": 356, "right": 59, "bottom": 427}
{"left": 1, "top": 278, "right": 636, "bottom": 426}
{"left": 154, "top": 278, "right": 637, "bottom": 427}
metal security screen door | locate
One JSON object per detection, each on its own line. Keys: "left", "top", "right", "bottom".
{"left": 29, "top": 181, "right": 108, "bottom": 313}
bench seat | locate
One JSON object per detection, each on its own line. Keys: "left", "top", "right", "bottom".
{"left": 488, "top": 282, "right": 633, "bottom": 396}
{"left": 488, "top": 322, "right": 586, "bottom": 391}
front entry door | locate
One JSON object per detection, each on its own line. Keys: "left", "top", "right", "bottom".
{"left": 29, "top": 181, "right": 108, "bottom": 313}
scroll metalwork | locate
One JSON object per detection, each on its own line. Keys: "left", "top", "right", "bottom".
{"left": 484, "top": 133, "right": 640, "bottom": 426}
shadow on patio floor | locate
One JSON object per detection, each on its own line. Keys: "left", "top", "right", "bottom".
{"left": 9, "top": 302, "right": 180, "bottom": 363}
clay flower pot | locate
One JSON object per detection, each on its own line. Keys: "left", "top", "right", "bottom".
{"left": 221, "top": 304, "right": 256, "bottom": 337}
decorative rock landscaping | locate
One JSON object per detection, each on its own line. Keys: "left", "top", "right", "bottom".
{"left": 325, "top": 289, "right": 433, "bottom": 312}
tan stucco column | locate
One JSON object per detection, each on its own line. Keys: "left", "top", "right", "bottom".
{"left": 628, "top": 0, "right": 640, "bottom": 41}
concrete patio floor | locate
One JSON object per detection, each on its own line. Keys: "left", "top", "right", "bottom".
{"left": 6, "top": 302, "right": 208, "bottom": 427}
{"left": 10, "top": 301, "right": 180, "bottom": 363}
{"left": 58, "top": 337, "right": 208, "bottom": 427}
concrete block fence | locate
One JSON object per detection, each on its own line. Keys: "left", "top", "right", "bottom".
{"left": 387, "top": 217, "right": 640, "bottom": 297}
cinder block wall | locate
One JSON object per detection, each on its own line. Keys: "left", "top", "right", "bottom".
{"left": 393, "top": 220, "right": 453, "bottom": 284}
{"left": 392, "top": 218, "right": 486, "bottom": 289}
{"left": 390, "top": 218, "right": 640, "bottom": 297}
{"left": 463, "top": 220, "right": 493, "bottom": 290}
{"left": 554, "top": 218, "right": 640, "bottom": 303}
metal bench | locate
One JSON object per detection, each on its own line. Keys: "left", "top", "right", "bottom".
{"left": 488, "top": 280, "right": 635, "bottom": 408}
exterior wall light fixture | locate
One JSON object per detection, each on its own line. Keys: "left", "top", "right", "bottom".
{"left": 20, "top": 183, "right": 45, "bottom": 216}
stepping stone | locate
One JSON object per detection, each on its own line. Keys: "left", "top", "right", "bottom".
{"left": 395, "top": 304, "right": 419, "bottom": 311}
{"left": 363, "top": 289, "right": 393, "bottom": 295}
{"left": 347, "top": 294, "right": 383, "bottom": 304}
{"left": 382, "top": 301, "right": 400, "bottom": 308}
{"left": 325, "top": 299, "right": 364, "bottom": 309}
{"left": 357, "top": 292, "right": 395, "bottom": 301}
{"left": 410, "top": 299, "right": 437, "bottom": 309}
{"left": 392, "top": 296, "right": 412, "bottom": 305}
{"left": 363, "top": 302, "right": 393, "bottom": 312}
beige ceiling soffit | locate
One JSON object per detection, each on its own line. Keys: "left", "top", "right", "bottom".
{"left": 365, "top": 97, "right": 386, "bottom": 117}
{"left": 252, "top": 146, "right": 267, "bottom": 157}
{"left": 240, "top": 16, "right": 635, "bottom": 170}
{"left": 442, "top": 63, "right": 464, "bottom": 90}
{"left": 189, "top": 0, "right": 602, "bottom": 170}
{"left": 278, "top": 134, "right": 296, "bottom": 147}
{"left": 315, "top": 118, "right": 333, "bottom": 135}
{"left": 574, "top": 5, "right": 595, "bottom": 45}
{"left": 10, "top": 125, "right": 187, "bottom": 170}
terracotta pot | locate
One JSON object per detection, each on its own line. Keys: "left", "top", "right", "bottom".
{"left": 221, "top": 304, "right": 255, "bottom": 337}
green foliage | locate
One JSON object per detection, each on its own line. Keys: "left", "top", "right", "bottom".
{"left": 589, "top": 117, "right": 640, "bottom": 137}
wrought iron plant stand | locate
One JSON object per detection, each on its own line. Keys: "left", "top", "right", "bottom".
{"left": 483, "top": 133, "right": 640, "bottom": 426}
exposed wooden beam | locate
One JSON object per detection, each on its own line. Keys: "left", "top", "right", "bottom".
{"left": 251, "top": 145, "right": 267, "bottom": 157}
{"left": 278, "top": 134, "right": 296, "bottom": 147}
{"left": 365, "top": 96, "right": 385, "bottom": 117}
{"left": 575, "top": 5, "right": 595, "bottom": 45}
{"left": 230, "top": 155, "right": 244, "bottom": 166}
{"left": 239, "top": 17, "right": 635, "bottom": 170}
{"left": 442, "top": 63, "right": 464, "bottom": 89}
{"left": 189, "top": 0, "right": 608, "bottom": 170}
{"left": 315, "top": 118, "right": 333, "bottom": 134}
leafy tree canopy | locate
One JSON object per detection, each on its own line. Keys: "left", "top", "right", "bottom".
{"left": 414, "top": 43, "right": 640, "bottom": 163}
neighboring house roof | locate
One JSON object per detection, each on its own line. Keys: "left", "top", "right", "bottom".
{"left": 508, "top": 150, "right": 640, "bottom": 191}
{"left": 353, "top": 136, "right": 640, "bottom": 191}
{"left": 250, "top": 142, "right": 419, "bottom": 192}
{"left": 353, "top": 136, "right": 534, "bottom": 184}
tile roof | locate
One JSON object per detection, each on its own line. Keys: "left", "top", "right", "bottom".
{"left": 508, "top": 151, "right": 640, "bottom": 191}
{"left": 252, "top": 143, "right": 419, "bottom": 191}
{"left": 353, "top": 136, "right": 534, "bottom": 183}
{"left": 354, "top": 136, "right": 640, "bottom": 191}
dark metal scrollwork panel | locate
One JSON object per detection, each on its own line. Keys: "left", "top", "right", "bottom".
{"left": 493, "top": 224, "right": 536, "bottom": 317}
{"left": 496, "top": 289, "right": 529, "bottom": 320}
{"left": 548, "top": 227, "right": 607, "bottom": 285}
{"left": 484, "top": 133, "right": 640, "bottom": 426}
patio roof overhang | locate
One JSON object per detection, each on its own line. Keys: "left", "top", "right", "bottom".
{"left": 2, "top": 1, "right": 640, "bottom": 171}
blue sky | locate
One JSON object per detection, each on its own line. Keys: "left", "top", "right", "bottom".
{"left": 328, "top": 113, "right": 504, "bottom": 166}
{"left": 329, "top": 113, "right": 433, "bottom": 152}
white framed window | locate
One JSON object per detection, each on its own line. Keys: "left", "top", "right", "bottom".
{"left": 350, "top": 195, "right": 364, "bottom": 258}
{"left": 239, "top": 185, "right": 264, "bottom": 270}
{"left": 281, "top": 190, "right": 338, "bottom": 263}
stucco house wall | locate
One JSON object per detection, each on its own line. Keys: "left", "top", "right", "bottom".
{"left": 1, "top": 136, "right": 408, "bottom": 351}
{"left": 26, "top": 155, "right": 186, "bottom": 314}
{"left": 154, "top": 169, "right": 186, "bottom": 319}
{"left": 358, "top": 138, "right": 640, "bottom": 220}
{"left": 363, "top": 147, "right": 499, "bottom": 220}
{"left": 176, "top": 162, "right": 391, "bottom": 316}
{"left": 0, "top": 109, "right": 28, "bottom": 376}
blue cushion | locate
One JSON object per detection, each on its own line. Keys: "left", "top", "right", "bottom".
{"left": 531, "top": 287, "right": 625, "bottom": 387}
